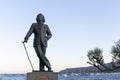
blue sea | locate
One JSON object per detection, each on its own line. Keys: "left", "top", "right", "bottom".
{"left": 0, "top": 73, "right": 120, "bottom": 80}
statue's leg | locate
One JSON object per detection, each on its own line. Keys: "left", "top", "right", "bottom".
{"left": 34, "top": 46, "right": 41, "bottom": 59}
{"left": 39, "top": 59, "right": 44, "bottom": 71}
{"left": 34, "top": 46, "right": 42, "bottom": 71}
{"left": 34, "top": 45, "right": 51, "bottom": 71}
{"left": 40, "top": 45, "right": 46, "bottom": 71}
{"left": 34, "top": 45, "right": 45, "bottom": 71}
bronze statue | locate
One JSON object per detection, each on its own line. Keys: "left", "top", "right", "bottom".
{"left": 23, "top": 13, "right": 52, "bottom": 72}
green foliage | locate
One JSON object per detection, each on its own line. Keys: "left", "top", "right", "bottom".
{"left": 87, "top": 47, "right": 105, "bottom": 72}
{"left": 87, "top": 47, "right": 104, "bottom": 66}
{"left": 111, "top": 40, "right": 120, "bottom": 63}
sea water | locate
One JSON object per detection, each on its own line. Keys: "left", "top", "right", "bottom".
{"left": 59, "top": 73, "right": 120, "bottom": 80}
{"left": 0, "top": 73, "right": 120, "bottom": 80}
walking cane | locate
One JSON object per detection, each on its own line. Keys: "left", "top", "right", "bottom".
{"left": 22, "top": 41, "right": 34, "bottom": 71}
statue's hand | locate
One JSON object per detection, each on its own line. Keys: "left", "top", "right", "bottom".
{"left": 23, "top": 39, "right": 28, "bottom": 43}
{"left": 45, "top": 36, "right": 48, "bottom": 40}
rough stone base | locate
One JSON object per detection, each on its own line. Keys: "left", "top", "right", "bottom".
{"left": 27, "top": 72, "right": 58, "bottom": 80}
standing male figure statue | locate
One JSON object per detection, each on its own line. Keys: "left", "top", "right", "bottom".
{"left": 23, "top": 13, "right": 52, "bottom": 72}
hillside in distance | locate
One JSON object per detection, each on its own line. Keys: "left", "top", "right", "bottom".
{"left": 59, "top": 62, "right": 120, "bottom": 74}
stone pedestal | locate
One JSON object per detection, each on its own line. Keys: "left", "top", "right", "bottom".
{"left": 27, "top": 72, "right": 58, "bottom": 80}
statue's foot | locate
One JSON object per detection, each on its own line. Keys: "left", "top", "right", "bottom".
{"left": 48, "top": 70, "right": 53, "bottom": 72}
{"left": 40, "top": 70, "right": 45, "bottom": 72}
{"left": 48, "top": 68, "right": 53, "bottom": 72}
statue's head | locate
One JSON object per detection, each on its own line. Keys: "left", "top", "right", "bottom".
{"left": 36, "top": 13, "right": 45, "bottom": 23}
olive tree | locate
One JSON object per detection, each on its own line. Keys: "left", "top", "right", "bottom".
{"left": 87, "top": 48, "right": 104, "bottom": 72}
{"left": 111, "top": 40, "right": 120, "bottom": 65}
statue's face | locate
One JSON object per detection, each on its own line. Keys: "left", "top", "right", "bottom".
{"left": 36, "top": 14, "right": 44, "bottom": 23}
{"left": 37, "top": 15, "right": 43, "bottom": 21}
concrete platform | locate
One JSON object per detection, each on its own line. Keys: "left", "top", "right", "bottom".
{"left": 27, "top": 71, "right": 58, "bottom": 80}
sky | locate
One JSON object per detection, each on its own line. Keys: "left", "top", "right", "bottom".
{"left": 0, "top": 0, "right": 120, "bottom": 73}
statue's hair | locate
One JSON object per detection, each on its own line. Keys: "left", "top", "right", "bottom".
{"left": 36, "top": 13, "right": 45, "bottom": 23}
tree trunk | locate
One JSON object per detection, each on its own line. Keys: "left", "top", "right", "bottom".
{"left": 94, "top": 64, "right": 103, "bottom": 72}
{"left": 100, "top": 63, "right": 111, "bottom": 71}
{"left": 111, "top": 62, "right": 116, "bottom": 68}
